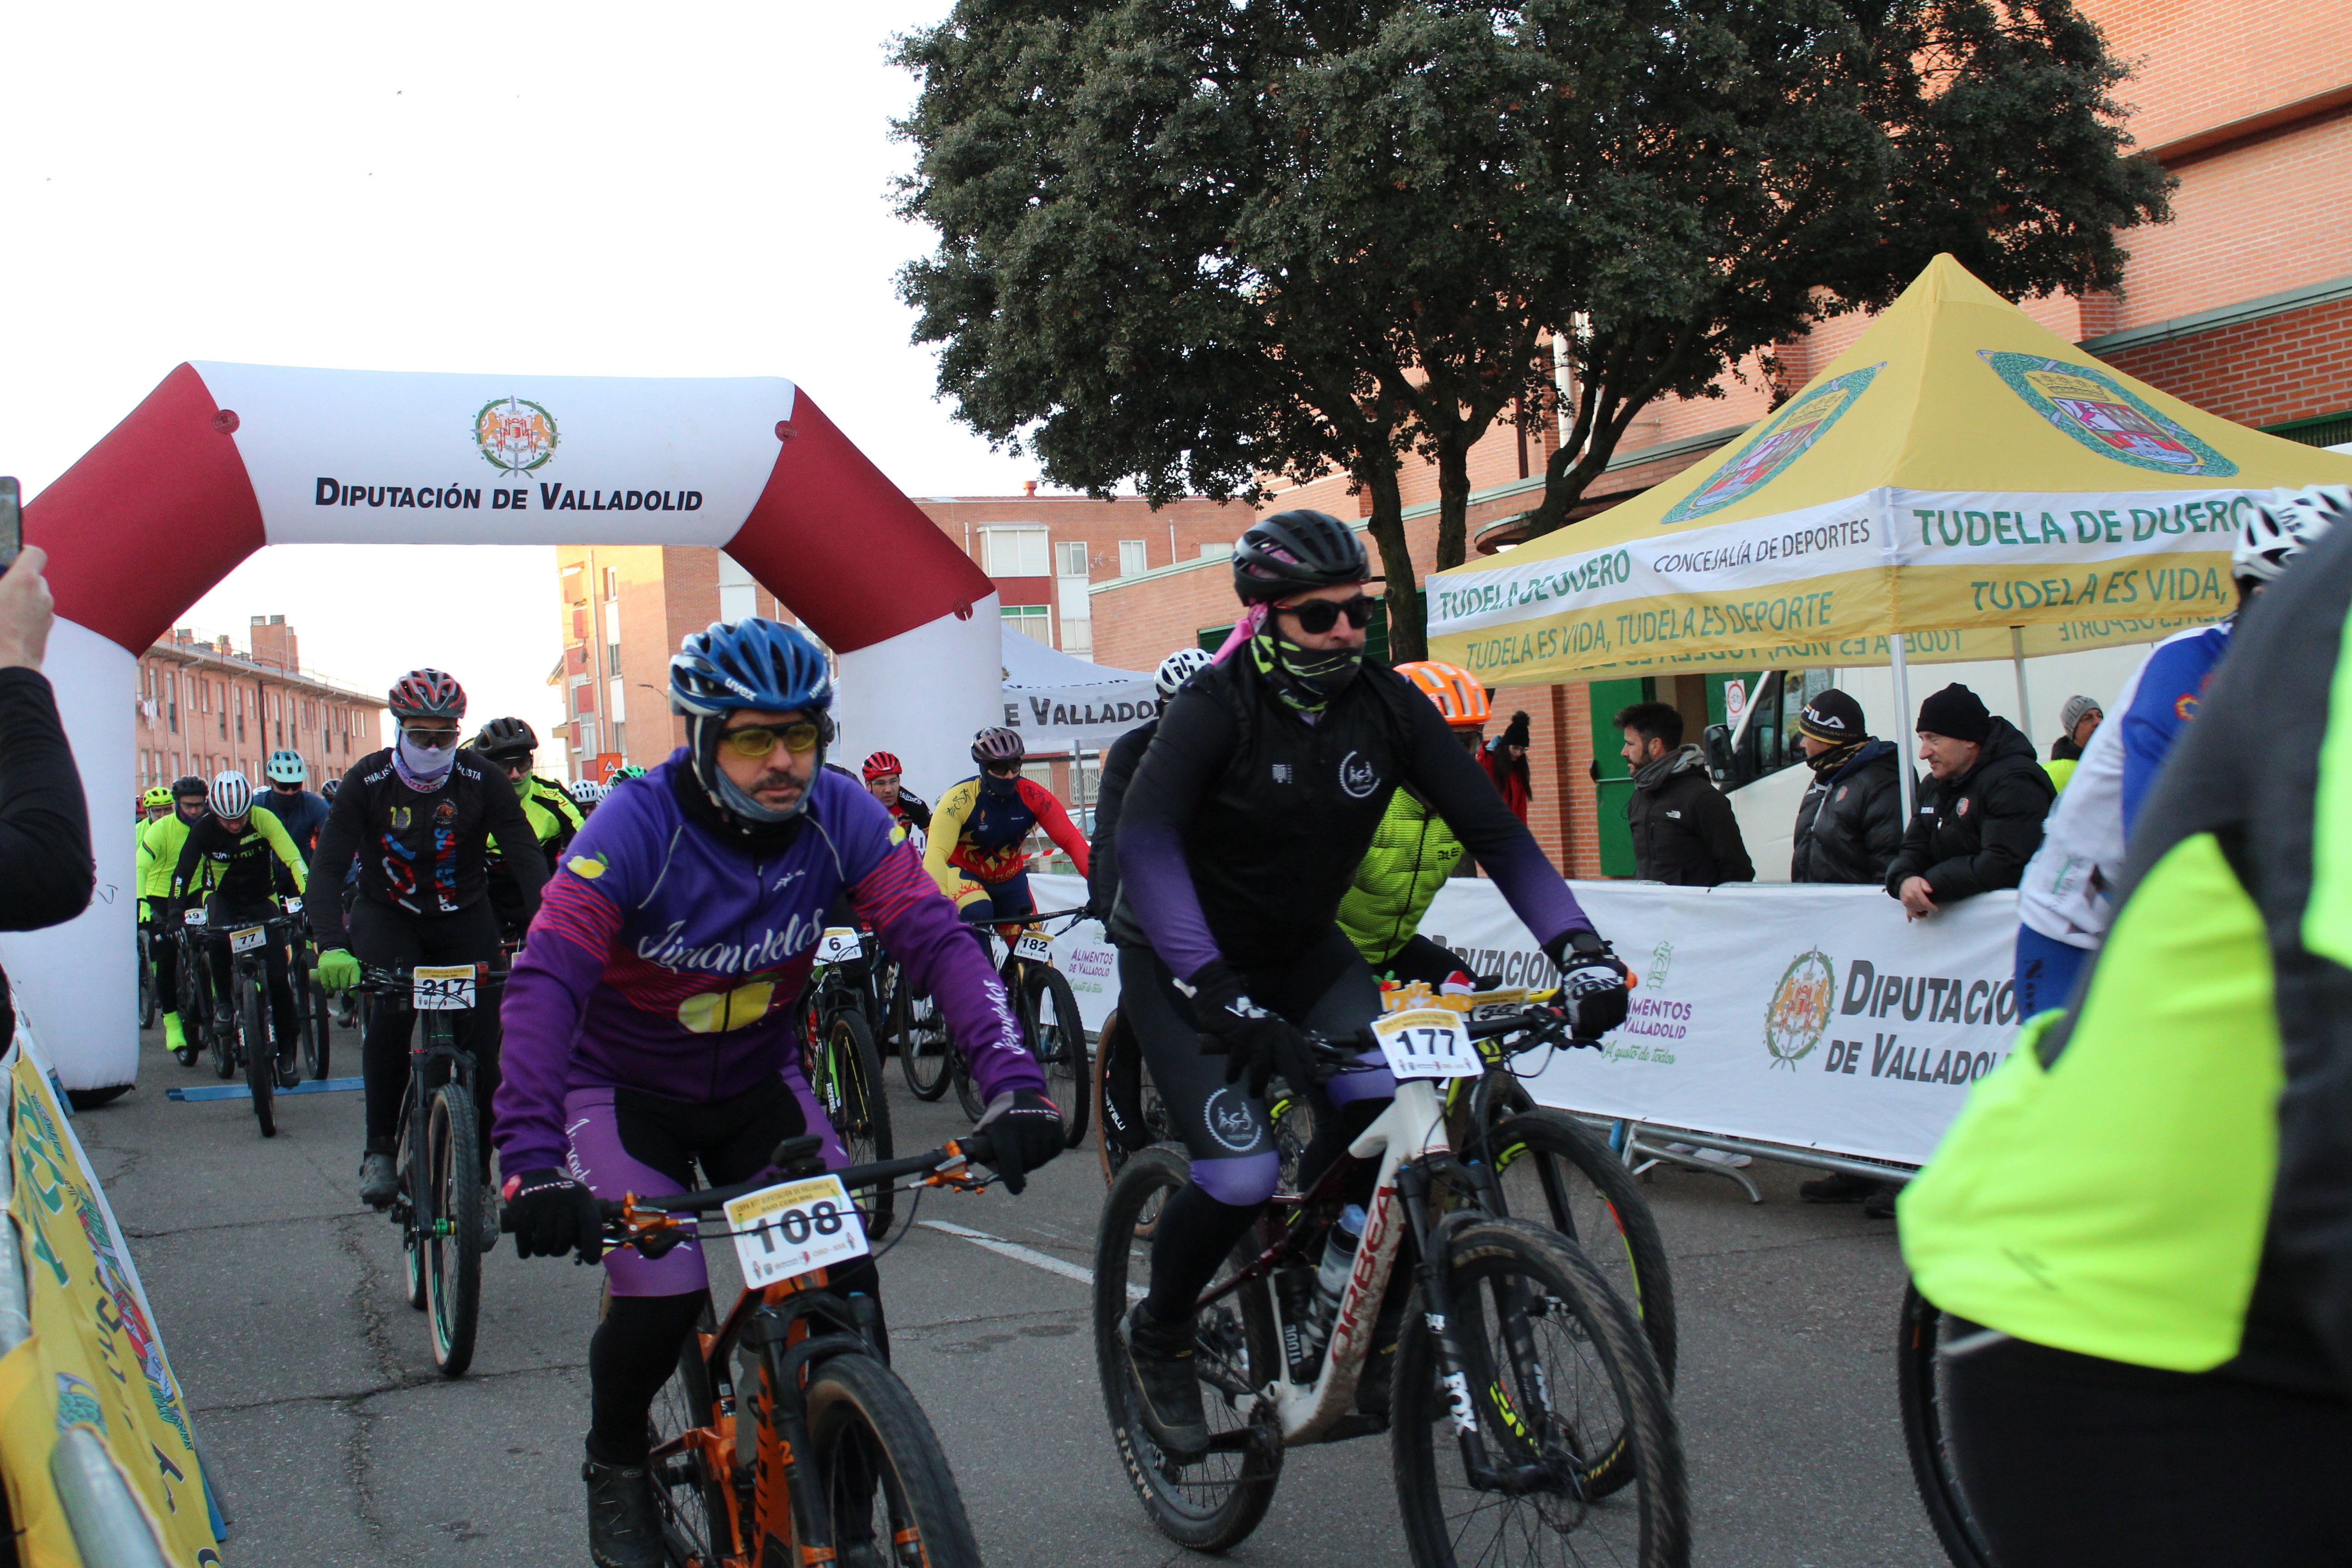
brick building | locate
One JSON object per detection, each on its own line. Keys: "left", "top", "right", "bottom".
{"left": 134, "top": 617, "right": 381, "bottom": 797}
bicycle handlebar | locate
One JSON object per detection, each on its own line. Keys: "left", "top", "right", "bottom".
{"left": 1308, "top": 997, "right": 1603, "bottom": 1074}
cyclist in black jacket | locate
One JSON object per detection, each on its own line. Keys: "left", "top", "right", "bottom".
{"left": 309, "top": 669, "right": 545, "bottom": 1222}
{"left": 1088, "top": 647, "right": 1213, "bottom": 915}
{"left": 1104, "top": 510, "right": 1631, "bottom": 1457}
{"left": 171, "top": 770, "right": 308, "bottom": 1066}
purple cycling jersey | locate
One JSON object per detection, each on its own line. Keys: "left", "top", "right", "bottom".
{"left": 492, "top": 754, "right": 1037, "bottom": 1176}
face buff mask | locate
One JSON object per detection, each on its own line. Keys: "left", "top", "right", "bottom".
{"left": 392, "top": 727, "right": 458, "bottom": 792}
{"left": 1250, "top": 623, "right": 1363, "bottom": 715}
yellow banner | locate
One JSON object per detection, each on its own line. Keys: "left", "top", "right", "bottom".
{"left": 1, "top": 1048, "right": 221, "bottom": 1565}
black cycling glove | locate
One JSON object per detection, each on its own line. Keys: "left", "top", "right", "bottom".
{"left": 1185, "top": 960, "right": 1323, "bottom": 1100}
{"left": 1544, "top": 929, "right": 1630, "bottom": 1041}
{"left": 976, "top": 1089, "right": 1064, "bottom": 1195}
{"left": 504, "top": 1168, "right": 604, "bottom": 1262}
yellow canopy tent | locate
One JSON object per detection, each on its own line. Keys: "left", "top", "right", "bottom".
{"left": 1427, "top": 253, "right": 2352, "bottom": 689}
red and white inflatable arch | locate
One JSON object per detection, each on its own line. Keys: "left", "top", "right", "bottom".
{"left": 9, "top": 363, "right": 1001, "bottom": 1091}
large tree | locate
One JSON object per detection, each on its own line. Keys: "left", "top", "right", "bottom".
{"left": 895, "top": 0, "right": 2170, "bottom": 661}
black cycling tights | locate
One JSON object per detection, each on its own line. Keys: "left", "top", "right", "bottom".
{"left": 1943, "top": 1321, "right": 2352, "bottom": 1567}
{"left": 349, "top": 899, "right": 501, "bottom": 1153}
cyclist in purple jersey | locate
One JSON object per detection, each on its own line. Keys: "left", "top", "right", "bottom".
{"left": 492, "top": 617, "right": 1064, "bottom": 1568}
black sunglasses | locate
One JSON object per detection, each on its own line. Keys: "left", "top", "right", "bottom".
{"left": 1278, "top": 594, "right": 1379, "bottom": 634}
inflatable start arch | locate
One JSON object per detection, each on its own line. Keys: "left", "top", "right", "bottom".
{"left": 9, "top": 363, "right": 1002, "bottom": 1090}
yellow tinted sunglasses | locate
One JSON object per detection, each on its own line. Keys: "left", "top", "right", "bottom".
{"left": 719, "top": 721, "right": 823, "bottom": 760}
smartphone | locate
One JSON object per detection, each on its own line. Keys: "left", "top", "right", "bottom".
{"left": 0, "top": 476, "right": 19, "bottom": 576}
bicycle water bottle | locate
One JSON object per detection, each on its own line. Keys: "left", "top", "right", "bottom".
{"left": 1307, "top": 1204, "right": 1367, "bottom": 1354}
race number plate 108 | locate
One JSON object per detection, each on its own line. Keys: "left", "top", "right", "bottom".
{"left": 412, "top": 965, "right": 477, "bottom": 1012}
{"left": 1014, "top": 931, "right": 1055, "bottom": 964}
{"left": 725, "top": 1174, "right": 870, "bottom": 1289}
{"left": 1373, "top": 1008, "right": 1479, "bottom": 1080}
{"left": 815, "top": 927, "right": 863, "bottom": 965}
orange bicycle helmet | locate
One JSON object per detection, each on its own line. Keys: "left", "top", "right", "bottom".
{"left": 1395, "top": 661, "right": 1491, "bottom": 728}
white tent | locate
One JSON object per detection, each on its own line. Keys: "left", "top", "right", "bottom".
{"left": 997, "top": 627, "right": 1160, "bottom": 753}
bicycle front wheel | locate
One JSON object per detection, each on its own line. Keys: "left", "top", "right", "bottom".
{"left": 138, "top": 938, "right": 158, "bottom": 1029}
{"left": 894, "top": 985, "right": 953, "bottom": 1101}
{"left": 1026, "top": 965, "right": 1090, "bottom": 1148}
{"left": 302, "top": 968, "right": 332, "bottom": 1081}
{"left": 804, "top": 1351, "right": 985, "bottom": 1568}
{"left": 1392, "top": 1218, "right": 1687, "bottom": 1568}
{"left": 240, "top": 973, "right": 276, "bottom": 1138}
{"left": 647, "top": 1300, "right": 736, "bottom": 1564}
{"left": 823, "top": 1011, "right": 897, "bottom": 1242}
{"left": 426, "top": 1082, "right": 482, "bottom": 1377}
{"left": 1898, "top": 1281, "right": 1998, "bottom": 1568}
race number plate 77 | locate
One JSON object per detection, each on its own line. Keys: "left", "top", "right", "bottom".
{"left": 412, "top": 965, "right": 477, "bottom": 1012}
{"left": 1373, "top": 1008, "right": 1478, "bottom": 1079}
{"left": 725, "top": 1174, "right": 871, "bottom": 1289}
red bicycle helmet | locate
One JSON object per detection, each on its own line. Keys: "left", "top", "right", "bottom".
{"left": 388, "top": 667, "right": 467, "bottom": 721}
{"left": 862, "top": 750, "right": 903, "bottom": 781}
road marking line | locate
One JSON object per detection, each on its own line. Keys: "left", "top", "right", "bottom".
{"left": 919, "top": 1220, "right": 1143, "bottom": 1297}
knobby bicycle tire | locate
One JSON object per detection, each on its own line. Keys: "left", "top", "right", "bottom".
{"left": 825, "top": 1011, "right": 897, "bottom": 1241}
{"left": 1392, "top": 1218, "right": 1688, "bottom": 1568}
{"left": 240, "top": 972, "right": 276, "bottom": 1138}
{"left": 204, "top": 948, "right": 235, "bottom": 1080}
{"left": 1026, "top": 964, "right": 1091, "bottom": 1148}
{"left": 953, "top": 1054, "right": 987, "bottom": 1123}
{"left": 426, "top": 1082, "right": 482, "bottom": 1376}
{"left": 894, "top": 985, "right": 953, "bottom": 1102}
{"left": 1093, "top": 1147, "right": 1281, "bottom": 1551}
{"left": 646, "top": 1302, "right": 733, "bottom": 1564}
{"left": 138, "top": 936, "right": 157, "bottom": 1029}
{"left": 1898, "top": 1281, "right": 1999, "bottom": 1568}
{"left": 401, "top": 1079, "right": 429, "bottom": 1311}
{"left": 303, "top": 970, "right": 332, "bottom": 1081}
{"left": 804, "top": 1351, "right": 986, "bottom": 1568}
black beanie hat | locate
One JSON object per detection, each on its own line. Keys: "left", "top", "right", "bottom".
{"left": 1798, "top": 688, "right": 1865, "bottom": 745}
{"left": 1916, "top": 683, "right": 1990, "bottom": 744}
{"left": 1502, "top": 711, "right": 1532, "bottom": 749}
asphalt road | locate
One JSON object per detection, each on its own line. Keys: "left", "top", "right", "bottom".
{"left": 82, "top": 1019, "right": 1946, "bottom": 1568}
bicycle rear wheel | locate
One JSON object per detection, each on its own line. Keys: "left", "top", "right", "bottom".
{"left": 823, "top": 1011, "right": 897, "bottom": 1242}
{"left": 894, "top": 984, "right": 953, "bottom": 1101}
{"left": 138, "top": 936, "right": 157, "bottom": 1029}
{"left": 1027, "top": 965, "right": 1090, "bottom": 1148}
{"left": 1487, "top": 1109, "right": 1679, "bottom": 1389}
{"left": 1095, "top": 1010, "right": 1169, "bottom": 1187}
{"left": 1093, "top": 1147, "right": 1281, "bottom": 1551}
{"left": 1392, "top": 1219, "right": 1687, "bottom": 1568}
{"left": 646, "top": 1301, "right": 736, "bottom": 1565}
{"left": 426, "top": 1082, "right": 482, "bottom": 1376}
{"left": 302, "top": 968, "right": 332, "bottom": 1081}
{"left": 240, "top": 973, "right": 276, "bottom": 1138}
{"left": 1898, "top": 1281, "right": 1998, "bottom": 1568}
{"left": 804, "top": 1350, "right": 985, "bottom": 1568}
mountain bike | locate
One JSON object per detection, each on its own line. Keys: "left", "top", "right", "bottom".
{"left": 357, "top": 961, "right": 498, "bottom": 1377}
{"left": 172, "top": 911, "right": 218, "bottom": 1071}
{"left": 894, "top": 971, "right": 953, "bottom": 1101}
{"left": 1898, "top": 1281, "right": 1997, "bottom": 1568}
{"left": 137, "top": 916, "right": 158, "bottom": 1030}
{"left": 1094, "top": 997, "right": 1687, "bottom": 1567}
{"left": 949, "top": 909, "right": 1090, "bottom": 1147}
{"left": 800, "top": 926, "right": 896, "bottom": 1240}
{"left": 562, "top": 1131, "right": 1004, "bottom": 1567}
{"left": 279, "top": 897, "right": 337, "bottom": 1081}
{"left": 194, "top": 909, "right": 301, "bottom": 1137}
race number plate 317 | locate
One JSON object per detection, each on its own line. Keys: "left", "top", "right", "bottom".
{"left": 725, "top": 1174, "right": 870, "bottom": 1289}
{"left": 1373, "top": 1008, "right": 1479, "bottom": 1080}
{"left": 412, "top": 965, "right": 477, "bottom": 1012}
{"left": 1014, "top": 931, "right": 1055, "bottom": 964}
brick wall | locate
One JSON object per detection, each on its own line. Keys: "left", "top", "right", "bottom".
{"left": 2098, "top": 294, "right": 2352, "bottom": 429}
{"left": 132, "top": 637, "right": 378, "bottom": 795}
{"left": 2075, "top": 0, "right": 2347, "bottom": 153}
{"left": 1090, "top": 559, "right": 1243, "bottom": 673}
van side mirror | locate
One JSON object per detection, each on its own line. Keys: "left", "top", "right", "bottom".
{"left": 1702, "top": 722, "right": 1735, "bottom": 784}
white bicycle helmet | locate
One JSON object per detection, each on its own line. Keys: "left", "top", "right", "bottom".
{"left": 210, "top": 770, "right": 255, "bottom": 820}
{"left": 2234, "top": 485, "right": 2350, "bottom": 584}
{"left": 1155, "top": 646, "right": 1215, "bottom": 699}
{"left": 264, "top": 749, "right": 307, "bottom": 785}
{"left": 568, "top": 778, "right": 602, "bottom": 805}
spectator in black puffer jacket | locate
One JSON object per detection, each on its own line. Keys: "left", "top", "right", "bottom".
{"left": 1789, "top": 688, "right": 1907, "bottom": 884}
{"left": 1885, "top": 683, "right": 2054, "bottom": 919}
{"left": 1616, "top": 700, "right": 1753, "bottom": 886}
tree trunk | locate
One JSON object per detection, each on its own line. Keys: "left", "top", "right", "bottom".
{"left": 1360, "top": 463, "right": 1422, "bottom": 664}
{"left": 1435, "top": 437, "right": 1472, "bottom": 574}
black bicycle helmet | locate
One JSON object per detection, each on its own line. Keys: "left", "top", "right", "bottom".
{"left": 170, "top": 774, "right": 208, "bottom": 799}
{"left": 1231, "top": 510, "right": 1371, "bottom": 603}
{"left": 473, "top": 716, "right": 538, "bottom": 763}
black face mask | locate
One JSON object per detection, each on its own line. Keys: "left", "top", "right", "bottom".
{"left": 1252, "top": 626, "right": 1363, "bottom": 713}
{"left": 979, "top": 769, "right": 1020, "bottom": 797}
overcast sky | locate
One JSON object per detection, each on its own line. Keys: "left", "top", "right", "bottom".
{"left": 3, "top": 2, "right": 1040, "bottom": 764}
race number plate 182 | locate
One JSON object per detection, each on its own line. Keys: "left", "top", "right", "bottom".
{"left": 1373, "top": 1008, "right": 1478, "bottom": 1080}
{"left": 725, "top": 1174, "right": 870, "bottom": 1289}
{"left": 412, "top": 965, "right": 477, "bottom": 1012}
{"left": 1014, "top": 931, "right": 1055, "bottom": 964}
{"left": 815, "top": 927, "right": 863, "bottom": 965}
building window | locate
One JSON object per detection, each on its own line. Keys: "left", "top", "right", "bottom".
{"left": 1060, "top": 617, "right": 1093, "bottom": 656}
{"left": 1002, "top": 606, "right": 1052, "bottom": 644}
{"left": 604, "top": 566, "right": 620, "bottom": 601}
{"left": 608, "top": 677, "right": 626, "bottom": 725}
{"left": 1054, "top": 541, "right": 1089, "bottom": 577}
{"left": 608, "top": 642, "right": 621, "bottom": 675}
{"left": 1118, "top": 539, "right": 1149, "bottom": 577}
{"left": 611, "top": 722, "right": 627, "bottom": 758}
{"left": 718, "top": 554, "right": 759, "bottom": 624}
{"left": 981, "top": 527, "right": 1051, "bottom": 578}
{"left": 1200, "top": 542, "right": 1225, "bottom": 559}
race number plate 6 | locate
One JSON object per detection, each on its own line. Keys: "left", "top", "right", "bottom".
{"left": 1373, "top": 1008, "right": 1478, "bottom": 1080}
{"left": 229, "top": 926, "right": 267, "bottom": 954}
{"left": 815, "top": 927, "right": 863, "bottom": 964}
{"left": 284, "top": 896, "right": 304, "bottom": 914}
{"left": 182, "top": 908, "right": 208, "bottom": 926}
{"left": 412, "top": 965, "right": 477, "bottom": 1012}
{"left": 1014, "top": 931, "right": 1055, "bottom": 964}
{"left": 725, "top": 1173, "right": 870, "bottom": 1289}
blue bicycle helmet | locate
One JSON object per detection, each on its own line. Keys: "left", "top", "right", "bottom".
{"left": 669, "top": 618, "right": 835, "bottom": 822}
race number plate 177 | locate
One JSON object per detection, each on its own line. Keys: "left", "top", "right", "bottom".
{"left": 1373, "top": 1008, "right": 1478, "bottom": 1080}
{"left": 725, "top": 1174, "right": 871, "bottom": 1289}
{"left": 412, "top": 965, "right": 477, "bottom": 1012}
{"left": 1014, "top": 931, "right": 1055, "bottom": 964}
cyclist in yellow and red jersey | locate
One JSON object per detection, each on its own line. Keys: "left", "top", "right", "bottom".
{"left": 923, "top": 727, "right": 1089, "bottom": 925}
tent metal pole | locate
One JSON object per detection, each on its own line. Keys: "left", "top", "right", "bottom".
{"left": 1890, "top": 632, "right": 1916, "bottom": 823}
{"left": 2010, "top": 626, "right": 2033, "bottom": 741}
